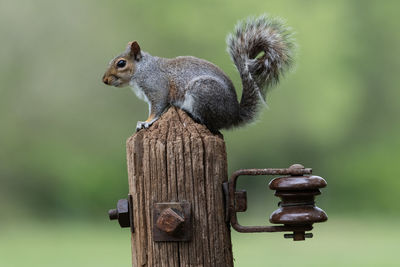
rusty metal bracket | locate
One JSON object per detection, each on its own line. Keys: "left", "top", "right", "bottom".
{"left": 153, "top": 202, "right": 191, "bottom": 242}
{"left": 223, "top": 164, "right": 327, "bottom": 241}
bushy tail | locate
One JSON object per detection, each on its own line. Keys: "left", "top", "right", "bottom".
{"left": 227, "top": 14, "right": 295, "bottom": 125}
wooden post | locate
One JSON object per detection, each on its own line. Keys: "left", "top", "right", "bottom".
{"left": 126, "top": 107, "right": 234, "bottom": 266}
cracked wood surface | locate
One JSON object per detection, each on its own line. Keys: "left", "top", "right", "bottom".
{"left": 126, "top": 107, "right": 234, "bottom": 267}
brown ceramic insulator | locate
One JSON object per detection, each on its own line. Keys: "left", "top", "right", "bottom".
{"left": 269, "top": 175, "right": 327, "bottom": 225}
{"left": 269, "top": 175, "right": 327, "bottom": 191}
{"left": 270, "top": 205, "right": 327, "bottom": 225}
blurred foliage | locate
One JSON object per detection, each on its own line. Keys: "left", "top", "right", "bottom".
{"left": 1, "top": 0, "right": 399, "bottom": 222}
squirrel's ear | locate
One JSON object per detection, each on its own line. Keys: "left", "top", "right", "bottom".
{"left": 128, "top": 41, "right": 142, "bottom": 60}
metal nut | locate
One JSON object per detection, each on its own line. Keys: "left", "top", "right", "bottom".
{"left": 108, "top": 198, "right": 131, "bottom": 228}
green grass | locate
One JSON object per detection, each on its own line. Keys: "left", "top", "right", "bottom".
{"left": 0, "top": 221, "right": 131, "bottom": 267}
{"left": 232, "top": 216, "right": 400, "bottom": 266}
{"left": 0, "top": 217, "right": 398, "bottom": 266}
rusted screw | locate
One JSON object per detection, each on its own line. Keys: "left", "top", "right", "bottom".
{"left": 156, "top": 207, "right": 185, "bottom": 235}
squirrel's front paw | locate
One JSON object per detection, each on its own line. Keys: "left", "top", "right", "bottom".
{"left": 136, "top": 121, "right": 153, "bottom": 132}
{"left": 136, "top": 121, "right": 145, "bottom": 132}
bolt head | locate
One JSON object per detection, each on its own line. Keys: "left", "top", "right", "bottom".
{"left": 156, "top": 207, "right": 185, "bottom": 234}
{"left": 289, "top": 164, "right": 305, "bottom": 170}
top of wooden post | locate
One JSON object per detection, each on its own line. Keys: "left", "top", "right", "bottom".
{"left": 128, "top": 107, "right": 223, "bottom": 142}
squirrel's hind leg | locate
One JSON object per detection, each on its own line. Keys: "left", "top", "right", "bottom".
{"left": 179, "top": 76, "right": 239, "bottom": 131}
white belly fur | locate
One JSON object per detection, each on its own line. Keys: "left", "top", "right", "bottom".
{"left": 129, "top": 80, "right": 151, "bottom": 115}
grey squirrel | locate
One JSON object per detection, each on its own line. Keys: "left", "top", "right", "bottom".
{"left": 102, "top": 15, "right": 294, "bottom": 132}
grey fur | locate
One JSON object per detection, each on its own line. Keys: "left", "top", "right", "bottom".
{"left": 103, "top": 15, "right": 295, "bottom": 132}
{"left": 227, "top": 14, "right": 295, "bottom": 124}
{"left": 131, "top": 54, "right": 240, "bottom": 131}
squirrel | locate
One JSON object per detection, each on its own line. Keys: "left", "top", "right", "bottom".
{"left": 102, "top": 15, "right": 294, "bottom": 132}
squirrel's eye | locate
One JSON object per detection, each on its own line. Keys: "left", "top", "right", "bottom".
{"left": 116, "top": 59, "right": 126, "bottom": 68}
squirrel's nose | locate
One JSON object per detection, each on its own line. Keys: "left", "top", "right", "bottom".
{"left": 102, "top": 76, "right": 109, "bottom": 85}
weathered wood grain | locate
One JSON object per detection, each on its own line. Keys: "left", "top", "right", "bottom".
{"left": 126, "top": 107, "right": 233, "bottom": 267}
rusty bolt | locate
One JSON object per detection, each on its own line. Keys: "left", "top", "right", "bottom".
{"left": 108, "top": 209, "right": 118, "bottom": 220}
{"left": 289, "top": 164, "right": 305, "bottom": 170}
{"left": 108, "top": 198, "right": 131, "bottom": 228}
{"left": 156, "top": 207, "right": 185, "bottom": 235}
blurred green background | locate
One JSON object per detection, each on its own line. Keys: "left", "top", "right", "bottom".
{"left": 1, "top": 0, "right": 399, "bottom": 266}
